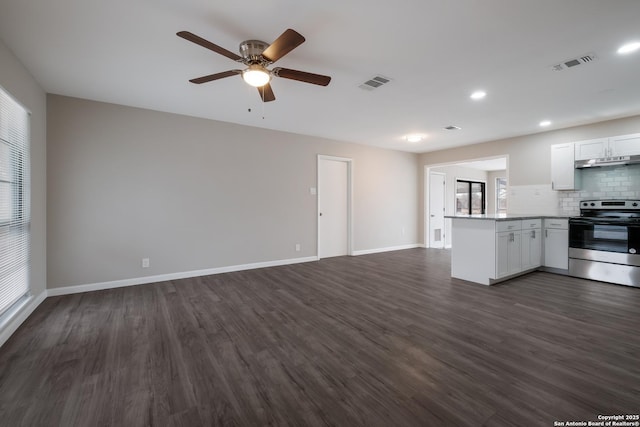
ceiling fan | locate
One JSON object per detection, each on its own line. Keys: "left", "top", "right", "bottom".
{"left": 177, "top": 29, "right": 331, "bottom": 102}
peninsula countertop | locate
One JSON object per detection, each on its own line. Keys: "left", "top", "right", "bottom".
{"left": 444, "top": 214, "right": 572, "bottom": 221}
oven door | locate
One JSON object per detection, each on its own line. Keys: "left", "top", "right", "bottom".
{"left": 569, "top": 218, "right": 640, "bottom": 264}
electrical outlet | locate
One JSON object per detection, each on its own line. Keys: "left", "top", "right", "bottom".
{"left": 142, "top": 258, "right": 150, "bottom": 268}
{"left": 295, "top": 243, "right": 301, "bottom": 252}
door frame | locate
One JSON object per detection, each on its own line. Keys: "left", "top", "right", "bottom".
{"left": 427, "top": 171, "right": 446, "bottom": 248}
{"left": 317, "top": 155, "right": 354, "bottom": 259}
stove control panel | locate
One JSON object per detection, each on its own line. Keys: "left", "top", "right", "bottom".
{"left": 580, "top": 200, "right": 640, "bottom": 210}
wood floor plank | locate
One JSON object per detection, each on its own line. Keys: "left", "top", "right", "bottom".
{"left": 1, "top": 248, "right": 640, "bottom": 426}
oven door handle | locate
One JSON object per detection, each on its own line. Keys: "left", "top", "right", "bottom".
{"left": 570, "top": 219, "right": 628, "bottom": 226}
{"left": 569, "top": 219, "right": 596, "bottom": 226}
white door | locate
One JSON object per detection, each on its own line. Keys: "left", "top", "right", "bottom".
{"left": 318, "top": 158, "right": 349, "bottom": 258}
{"left": 428, "top": 172, "right": 446, "bottom": 248}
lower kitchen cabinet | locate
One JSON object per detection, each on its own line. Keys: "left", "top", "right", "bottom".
{"left": 522, "top": 227, "right": 542, "bottom": 270}
{"left": 496, "top": 230, "right": 521, "bottom": 279}
{"left": 450, "top": 216, "right": 564, "bottom": 285}
{"left": 543, "top": 219, "right": 569, "bottom": 270}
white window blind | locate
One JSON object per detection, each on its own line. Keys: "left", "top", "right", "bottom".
{"left": 0, "top": 86, "right": 30, "bottom": 317}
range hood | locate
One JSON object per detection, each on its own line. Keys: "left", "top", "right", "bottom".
{"left": 575, "top": 155, "right": 640, "bottom": 168}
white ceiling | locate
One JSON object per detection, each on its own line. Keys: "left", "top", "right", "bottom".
{"left": 1, "top": 0, "right": 639, "bottom": 153}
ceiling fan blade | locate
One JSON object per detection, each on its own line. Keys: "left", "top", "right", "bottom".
{"left": 177, "top": 31, "right": 242, "bottom": 61}
{"left": 257, "top": 83, "right": 276, "bottom": 102}
{"left": 261, "top": 29, "right": 305, "bottom": 63}
{"left": 273, "top": 67, "right": 331, "bottom": 86}
{"left": 189, "top": 70, "right": 242, "bottom": 84}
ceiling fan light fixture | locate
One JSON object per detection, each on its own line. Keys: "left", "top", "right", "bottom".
{"left": 243, "top": 65, "right": 271, "bottom": 87}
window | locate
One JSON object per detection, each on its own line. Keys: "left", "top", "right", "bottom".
{"left": 496, "top": 177, "right": 507, "bottom": 214}
{"left": 0, "top": 86, "right": 30, "bottom": 317}
{"left": 456, "top": 179, "right": 485, "bottom": 215}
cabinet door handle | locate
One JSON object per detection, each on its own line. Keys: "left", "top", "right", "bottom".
{"left": 545, "top": 229, "right": 548, "bottom": 238}
{"left": 531, "top": 230, "right": 536, "bottom": 239}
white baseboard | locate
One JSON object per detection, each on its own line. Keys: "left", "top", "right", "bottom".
{"left": 47, "top": 256, "right": 319, "bottom": 297}
{"left": 352, "top": 244, "right": 420, "bottom": 256}
{"left": 0, "top": 290, "right": 47, "bottom": 348}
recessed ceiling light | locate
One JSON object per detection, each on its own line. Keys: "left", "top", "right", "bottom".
{"left": 444, "top": 125, "right": 462, "bottom": 131}
{"left": 617, "top": 41, "right": 640, "bottom": 55}
{"left": 470, "top": 90, "right": 487, "bottom": 100}
{"left": 406, "top": 134, "right": 424, "bottom": 143}
{"left": 539, "top": 120, "right": 552, "bottom": 127}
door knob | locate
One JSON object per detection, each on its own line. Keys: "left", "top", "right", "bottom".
{"left": 319, "top": 212, "right": 323, "bottom": 216}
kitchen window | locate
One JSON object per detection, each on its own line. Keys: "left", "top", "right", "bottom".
{"left": 0, "top": 86, "right": 30, "bottom": 318}
{"left": 496, "top": 177, "right": 507, "bottom": 214}
{"left": 456, "top": 179, "right": 485, "bottom": 215}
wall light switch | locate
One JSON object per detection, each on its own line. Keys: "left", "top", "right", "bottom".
{"left": 310, "top": 187, "right": 317, "bottom": 195}
{"left": 295, "top": 244, "right": 301, "bottom": 252}
{"left": 142, "top": 258, "right": 150, "bottom": 268}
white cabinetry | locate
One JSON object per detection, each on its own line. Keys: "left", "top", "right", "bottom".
{"left": 574, "top": 138, "right": 608, "bottom": 160}
{"left": 496, "top": 221, "right": 522, "bottom": 279}
{"left": 451, "top": 217, "right": 568, "bottom": 285}
{"left": 551, "top": 143, "right": 581, "bottom": 190}
{"left": 609, "top": 133, "right": 640, "bottom": 157}
{"left": 543, "top": 219, "right": 568, "bottom": 270}
{"left": 574, "top": 133, "right": 640, "bottom": 160}
{"left": 521, "top": 219, "right": 542, "bottom": 271}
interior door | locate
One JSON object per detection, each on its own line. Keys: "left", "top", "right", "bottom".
{"left": 318, "top": 158, "right": 348, "bottom": 258}
{"left": 429, "top": 172, "right": 446, "bottom": 248}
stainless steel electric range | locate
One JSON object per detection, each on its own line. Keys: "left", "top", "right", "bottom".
{"left": 569, "top": 200, "right": 640, "bottom": 287}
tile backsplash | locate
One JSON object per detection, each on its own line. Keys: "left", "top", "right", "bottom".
{"left": 557, "top": 164, "right": 640, "bottom": 216}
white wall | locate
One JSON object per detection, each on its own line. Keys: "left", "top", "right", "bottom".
{"left": 47, "top": 95, "right": 419, "bottom": 289}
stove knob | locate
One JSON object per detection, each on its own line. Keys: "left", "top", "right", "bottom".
{"left": 583, "top": 202, "right": 588, "bottom": 206}
{"left": 634, "top": 203, "right": 638, "bottom": 207}
{"left": 590, "top": 202, "right": 595, "bottom": 206}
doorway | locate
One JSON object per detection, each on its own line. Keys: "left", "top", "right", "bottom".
{"left": 428, "top": 172, "right": 446, "bottom": 248}
{"left": 425, "top": 156, "right": 508, "bottom": 248}
{"left": 317, "top": 155, "right": 353, "bottom": 259}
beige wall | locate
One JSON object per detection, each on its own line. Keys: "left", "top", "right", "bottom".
{"left": 0, "top": 40, "right": 47, "bottom": 297}
{"left": 47, "top": 95, "right": 419, "bottom": 288}
{"left": 418, "top": 114, "right": 640, "bottom": 243}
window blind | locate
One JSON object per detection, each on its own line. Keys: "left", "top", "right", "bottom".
{"left": 0, "top": 86, "right": 30, "bottom": 317}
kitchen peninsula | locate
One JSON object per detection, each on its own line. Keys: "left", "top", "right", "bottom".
{"left": 446, "top": 214, "right": 569, "bottom": 285}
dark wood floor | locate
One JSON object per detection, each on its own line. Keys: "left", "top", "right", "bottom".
{"left": 1, "top": 248, "right": 639, "bottom": 426}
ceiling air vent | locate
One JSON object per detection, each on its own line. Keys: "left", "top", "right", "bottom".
{"left": 551, "top": 53, "right": 598, "bottom": 71}
{"left": 359, "top": 75, "right": 391, "bottom": 91}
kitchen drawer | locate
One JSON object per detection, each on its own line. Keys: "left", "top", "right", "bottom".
{"left": 544, "top": 218, "right": 568, "bottom": 230}
{"left": 522, "top": 219, "right": 542, "bottom": 229}
{"left": 496, "top": 220, "right": 522, "bottom": 233}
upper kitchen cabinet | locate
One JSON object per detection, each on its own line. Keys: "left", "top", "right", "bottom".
{"left": 575, "top": 133, "right": 640, "bottom": 160}
{"left": 574, "top": 138, "right": 608, "bottom": 160}
{"left": 609, "top": 133, "right": 640, "bottom": 157}
{"left": 551, "top": 142, "right": 581, "bottom": 190}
